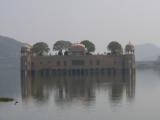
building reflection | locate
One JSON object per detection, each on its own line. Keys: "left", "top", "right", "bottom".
{"left": 21, "top": 73, "right": 135, "bottom": 105}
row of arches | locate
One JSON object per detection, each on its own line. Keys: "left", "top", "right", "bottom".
{"left": 32, "top": 68, "right": 131, "bottom": 76}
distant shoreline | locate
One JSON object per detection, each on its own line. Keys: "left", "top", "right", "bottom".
{"left": 136, "top": 61, "right": 160, "bottom": 69}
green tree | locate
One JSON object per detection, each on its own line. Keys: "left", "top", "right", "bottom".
{"left": 31, "top": 42, "right": 50, "bottom": 56}
{"left": 80, "top": 40, "right": 95, "bottom": 53}
{"left": 53, "top": 40, "right": 72, "bottom": 51}
{"left": 107, "top": 41, "right": 123, "bottom": 55}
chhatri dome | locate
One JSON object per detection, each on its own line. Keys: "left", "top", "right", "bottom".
{"left": 125, "top": 41, "right": 134, "bottom": 54}
{"left": 21, "top": 43, "right": 32, "bottom": 52}
{"left": 69, "top": 43, "right": 87, "bottom": 55}
{"left": 21, "top": 43, "right": 32, "bottom": 56}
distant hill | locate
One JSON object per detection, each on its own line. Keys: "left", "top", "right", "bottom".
{"left": 135, "top": 43, "right": 160, "bottom": 61}
{"left": 0, "top": 35, "right": 24, "bottom": 96}
{"left": 0, "top": 35, "right": 23, "bottom": 58}
{"left": 0, "top": 35, "right": 24, "bottom": 68}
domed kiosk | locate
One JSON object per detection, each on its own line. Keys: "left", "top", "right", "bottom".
{"left": 21, "top": 44, "right": 32, "bottom": 73}
{"left": 125, "top": 42, "right": 134, "bottom": 54}
{"left": 68, "top": 43, "right": 87, "bottom": 56}
{"left": 21, "top": 44, "right": 32, "bottom": 56}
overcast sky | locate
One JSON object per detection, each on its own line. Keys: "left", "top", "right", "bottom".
{"left": 0, "top": 0, "right": 160, "bottom": 52}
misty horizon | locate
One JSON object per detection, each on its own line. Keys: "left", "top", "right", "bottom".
{"left": 1, "top": 34, "right": 160, "bottom": 54}
{"left": 1, "top": 0, "right": 160, "bottom": 52}
{"left": 1, "top": 1, "right": 160, "bottom": 119}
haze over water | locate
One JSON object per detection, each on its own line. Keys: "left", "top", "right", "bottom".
{"left": 1, "top": 65, "right": 160, "bottom": 120}
{"left": 1, "top": 0, "right": 160, "bottom": 119}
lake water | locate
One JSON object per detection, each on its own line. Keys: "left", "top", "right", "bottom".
{"left": 0, "top": 67, "right": 160, "bottom": 120}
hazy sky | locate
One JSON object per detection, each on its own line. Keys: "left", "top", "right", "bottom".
{"left": 1, "top": 0, "right": 160, "bottom": 52}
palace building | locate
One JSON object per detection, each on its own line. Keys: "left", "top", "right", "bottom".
{"left": 21, "top": 42, "right": 135, "bottom": 76}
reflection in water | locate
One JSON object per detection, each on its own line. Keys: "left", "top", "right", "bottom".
{"left": 21, "top": 73, "right": 135, "bottom": 106}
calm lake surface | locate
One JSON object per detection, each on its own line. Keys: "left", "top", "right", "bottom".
{"left": 0, "top": 67, "right": 160, "bottom": 120}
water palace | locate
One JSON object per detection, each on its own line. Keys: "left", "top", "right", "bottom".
{"left": 21, "top": 42, "right": 135, "bottom": 76}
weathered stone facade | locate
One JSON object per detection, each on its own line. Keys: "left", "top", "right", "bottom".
{"left": 21, "top": 44, "right": 135, "bottom": 76}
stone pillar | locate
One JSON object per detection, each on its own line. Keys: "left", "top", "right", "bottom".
{"left": 21, "top": 45, "right": 32, "bottom": 76}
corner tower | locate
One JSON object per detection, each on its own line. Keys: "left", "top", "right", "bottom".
{"left": 125, "top": 41, "right": 135, "bottom": 54}
{"left": 21, "top": 44, "right": 32, "bottom": 74}
{"left": 123, "top": 42, "right": 136, "bottom": 76}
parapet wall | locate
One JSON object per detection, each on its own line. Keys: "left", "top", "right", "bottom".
{"left": 30, "top": 55, "right": 134, "bottom": 70}
{"left": 21, "top": 53, "right": 135, "bottom": 77}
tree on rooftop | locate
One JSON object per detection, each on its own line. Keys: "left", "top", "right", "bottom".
{"left": 107, "top": 41, "right": 123, "bottom": 55}
{"left": 80, "top": 40, "right": 95, "bottom": 53}
{"left": 31, "top": 42, "right": 50, "bottom": 56}
{"left": 53, "top": 40, "right": 72, "bottom": 52}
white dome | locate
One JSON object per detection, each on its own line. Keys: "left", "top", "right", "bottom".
{"left": 22, "top": 43, "right": 32, "bottom": 48}
{"left": 69, "top": 43, "right": 87, "bottom": 55}
{"left": 69, "top": 43, "right": 86, "bottom": 51}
